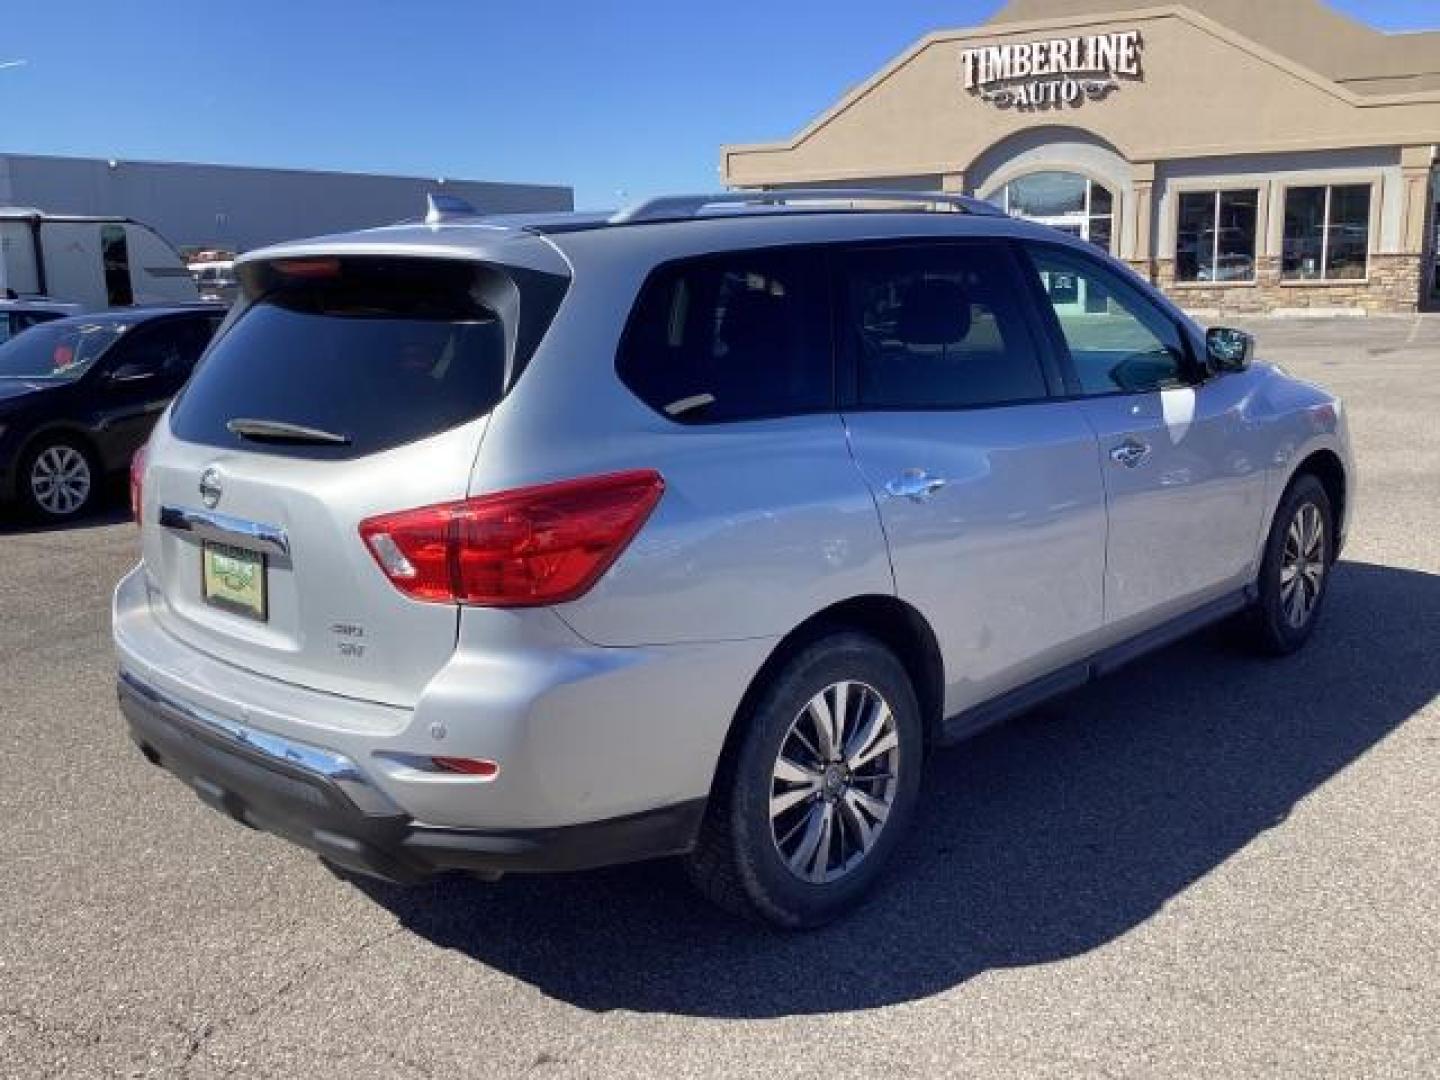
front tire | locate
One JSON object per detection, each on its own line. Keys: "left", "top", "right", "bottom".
{"left": 20, "top": 437, "right": 99, "bottom": 522}
{"left": 686, "top": 632, "right": 924, "bottom": 928}
{"left": 1248, "top": 473, "right": 1334, "bottom": 656}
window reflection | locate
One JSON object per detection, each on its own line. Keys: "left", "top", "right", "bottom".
{"left": 1176, "top": 190, "right": 1258, "bottom": 283}
{"left": 998, "top": 172, "right": 1116, "bottom": 255}
{"left": 1283, "top": 185, "right": 1370, "bottom": 282}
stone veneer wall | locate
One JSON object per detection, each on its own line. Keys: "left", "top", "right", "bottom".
{"left": 1125, "top": 255, "right": 1424, "bottom": 315}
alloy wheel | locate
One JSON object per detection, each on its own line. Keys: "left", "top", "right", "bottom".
{"left": 769, "top": 680, "right": 901, "bottom": 884}
{"left": 1280, "top": 502, "right": 1326, "bottom": 629}
{"left": 30, "top": 445, "right": 92, "bottom": 517}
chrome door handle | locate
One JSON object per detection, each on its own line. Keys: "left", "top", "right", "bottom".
{"left": 884, "top": 469, "right": 948, "bottom": 502}
{"left": 1109, "top": 438, "right": 1151, "bottom": 469}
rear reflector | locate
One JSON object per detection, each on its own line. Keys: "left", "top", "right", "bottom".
{"left": 358, "top": 469, "right": 664, "bottom": 607}
{"left": 431, "top": 756, "right": 500, "bottom": 778}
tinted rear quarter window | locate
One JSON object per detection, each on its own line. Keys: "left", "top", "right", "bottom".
{"left": 618, "top": 248, "right": 831, "bottom": 423}
{"left": 169, "top": 257, "right": 567, "bottom": 458}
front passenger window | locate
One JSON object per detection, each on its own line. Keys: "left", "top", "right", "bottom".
{"left": 1024, "top": 245, "right": 1191, "bottom": 396}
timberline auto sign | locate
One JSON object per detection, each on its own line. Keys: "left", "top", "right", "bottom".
{"left": 961, "top": 30, "right": 1143, "bottom": 110}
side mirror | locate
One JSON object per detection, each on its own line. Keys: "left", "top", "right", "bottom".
{"left": 108, "top": 361, "right": 159, "bottom": 384}
{"left": 1206, "top": 327, "right": 1254, "bottom": 373}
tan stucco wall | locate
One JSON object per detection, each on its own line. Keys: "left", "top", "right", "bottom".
{"left": 721, "top": 3, "right": 1440, "bottom": 310}
{"left": 722, "top": 6, "right": 1440, "bottom": 188}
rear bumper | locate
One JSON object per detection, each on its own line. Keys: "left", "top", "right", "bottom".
{"left": 113, "top": 562, "right": 772, "bottom": 879}
{"left": 119, "top": 668, "right": 706, "bottom": 882}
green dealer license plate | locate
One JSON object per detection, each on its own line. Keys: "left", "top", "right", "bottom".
{"left": 201, "top": 541, "right": 267, "bottom": 621}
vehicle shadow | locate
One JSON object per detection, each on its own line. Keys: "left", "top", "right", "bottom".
{"left": 0, "top": 485, "right": 129, "bottom": 535}
{"left": 349, "top": 560, "right": 1439, "bottom": 1018}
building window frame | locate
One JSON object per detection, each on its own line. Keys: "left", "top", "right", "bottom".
{"left": 1172, "top": 187, "right": 1263, "bottom": 287}
{"left": 986, "top": 169, "right": 1119, "bottom": 256}
{"left": 1164, "top": 178, "right": 1270, "bottom": 290}
{"left": 1279, "top": 179, "right": 1377, "bottom": 285}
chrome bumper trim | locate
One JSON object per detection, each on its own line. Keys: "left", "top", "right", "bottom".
{"left": 117, "top": 668, "right": 399, "bottom": 815}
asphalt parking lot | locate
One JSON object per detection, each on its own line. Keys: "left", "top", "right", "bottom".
{"left": 2, "top": 315, "right": 1437, "bottom": 1079}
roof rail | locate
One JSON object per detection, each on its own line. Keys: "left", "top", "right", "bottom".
{"left": 608, "top": 188, "right": 1005, "bottom": 224}
{"left": 424, "top": 192, "right": 481, "bottom": 224}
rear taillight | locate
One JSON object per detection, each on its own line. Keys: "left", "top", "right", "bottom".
{"left": 358, "top": 470, "right": 664, "bottom": 607}
{"left": 129, "top": 443, "right": 148, "bottom": 525}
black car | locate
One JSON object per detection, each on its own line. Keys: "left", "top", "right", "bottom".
{"left": 0, "top": 306, "right": 224, "bottom": 521}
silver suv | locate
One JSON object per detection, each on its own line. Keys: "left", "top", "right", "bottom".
{"left": 114, "top": 191, "right": 1353, "bottom": 927}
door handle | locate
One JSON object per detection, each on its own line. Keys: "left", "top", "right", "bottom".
{"left": 1110, "top": 438, "right": 1152, "bottom": 469}
{"left": 885, "top": 469, "right": 948, "bottom": 502}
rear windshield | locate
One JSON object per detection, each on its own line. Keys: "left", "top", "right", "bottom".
{"left": 169, "top": 256, "right": 567, "bottom": 459}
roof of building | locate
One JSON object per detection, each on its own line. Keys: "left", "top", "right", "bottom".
{"left": 719, "top": 1, "right": 1440, "bottom": 187}
{"left": 992, "top": 0, "right": 1440, "bottom": 93}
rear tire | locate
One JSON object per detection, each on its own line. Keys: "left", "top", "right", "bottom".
{"left": 20, "top": 437, "right": 98, "bottom": 522}
{"left": 685, "top": 632, "right": 924, "bottom": 929}
{"left": 1247, "top": 473, "right": 1334, "bottom": 656}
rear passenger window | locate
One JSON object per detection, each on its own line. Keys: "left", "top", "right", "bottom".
{"left": 618, "top": 249, "right": 831, "bottom": 423}
{"left": 840, "top": 243, "right": 1049, "bottom": 410}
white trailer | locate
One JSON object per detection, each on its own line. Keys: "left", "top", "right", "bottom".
{"left": 0, "top": 209, "right": 200, "bottom": 310}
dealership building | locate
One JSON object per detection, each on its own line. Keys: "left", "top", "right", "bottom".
{"left": 0, "top": 153, "right": 573, "bottom": 255}
{"left": 722, "top": 0, "right": 1440, "bottom": 314}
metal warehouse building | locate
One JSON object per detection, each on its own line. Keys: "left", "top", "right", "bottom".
{"left": 723, "top": 0, "right": 1440, "bottom": 314}
{"left": 0, "top": 153, "right": 573, "bottom": 254}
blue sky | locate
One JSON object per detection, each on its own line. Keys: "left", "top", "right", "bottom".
{"left": 0, "top": 1, "right": 1433, "bottom": 209}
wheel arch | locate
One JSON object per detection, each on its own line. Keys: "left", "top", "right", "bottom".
{"left": 6, "top": 423, "right": 106, "bottom": 510}
{"left": 706, "top": 595, "right": 946, "bottom": 801}
{"left": 16, "top": 423, "right": 104, "bottom": 476}
{"left": 1290, "top": 448, "right": 1347, "bottom": 548}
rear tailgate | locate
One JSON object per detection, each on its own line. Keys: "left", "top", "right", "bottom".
{"left": 137, "top": 250, "right": 569, "bottom": 707}
{"left": 140, "top": 419, "right": 481, "bottom": 707}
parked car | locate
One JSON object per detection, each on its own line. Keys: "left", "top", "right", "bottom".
{"left": 0, "top": 305, "right": 223, "bottom": 520}
{"left": 114, "top": 191, "right": 1353, "bottom": 928}
{"left": 1197, "top": 253, "right": 1256, "bottom": 283}
{"left": 189, "top": 260, "right": 239, "bottom": 304}
{"left": 0, "top": 298, "right": 82, "bottom": 345}
{"left": 1, "top": 208, "right": 201, "bottom": 311}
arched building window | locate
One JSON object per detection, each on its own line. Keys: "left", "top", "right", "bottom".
{"left": 995, "top": 171, "right": 1115, "bottom": 254}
